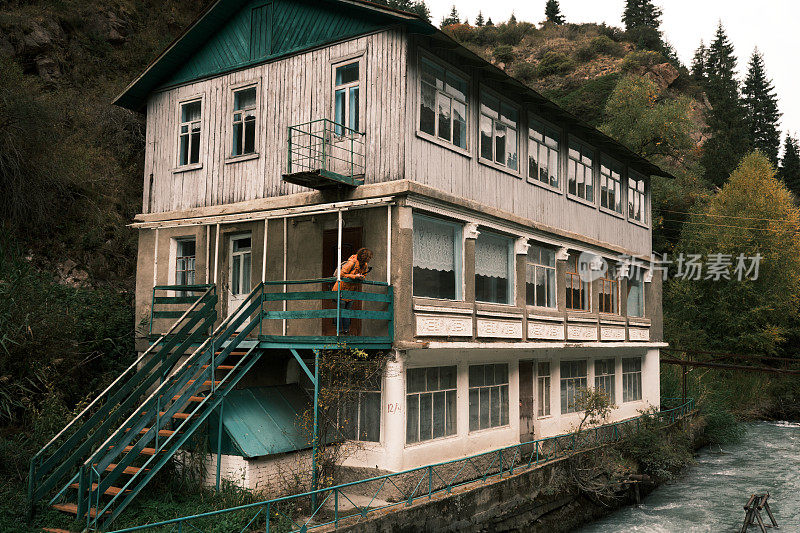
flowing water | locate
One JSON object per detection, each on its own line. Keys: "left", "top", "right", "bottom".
{"left": 579, "top": 421, "right": 800, "bottom": 532}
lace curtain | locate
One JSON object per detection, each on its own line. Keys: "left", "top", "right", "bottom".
{"left": 476, "top": 232, "right": 509, "bottom": 278}
{"left": 413, "top": 217, "right": 455, "bottom": 272}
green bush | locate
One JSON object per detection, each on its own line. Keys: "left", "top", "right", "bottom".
{"left": 590, "top": 35, "right": 626, "bottom": 57}
{"left": 493, "top": 44, "right": 515, "bottom": 64}
{"left": 535, "top": 51, "right": 574, "bottom": 77}
{"left": 620, "top": 50, "right": 665, "bottom": 72}
{"left": 618, "top": 410, "right": 694, "bottom": 481}
{"left": 511, "top": 61, "right": 537, "bottom": 83}
{"left": 551, "top": 72, "right": 620, "bottom": 126}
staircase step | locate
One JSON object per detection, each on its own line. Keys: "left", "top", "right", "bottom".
{"left": 69, "top": 483, "right": 129, "bottom": 496}
{"left": 201, "top": 364, "right": 235, "bottom": 370}
{"left": 170, "top": 395, "right": 205, "bottom": 402}
{"left": 108, "top": 445, "right": 158, "bottom": 455}
{"left": 186, "top": 380, "right": 222, "bottom": 387}
{"left": 42, "top": 528, "right": 71, "bottom": 533}
{"left": 102, "top": 463, "right": 149, "bottom": 475}
{"left": 124, "top": 427, "right": 175, "bottom": 437}
{"left": 214, "top": 350, "right": 248, "bottom": 356}
{"left": 51, "top": 502, "right": 107, "bottom": 517}
{"left": 140, "top": 410, "right": 195, "bottom": 419}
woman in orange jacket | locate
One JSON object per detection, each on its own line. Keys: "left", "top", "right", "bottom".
{"left": 333, "top": 247, "right": 373, "bottom": 335}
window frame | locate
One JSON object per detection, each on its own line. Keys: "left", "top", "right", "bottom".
{"left": 622, "top": 357, "right": 643, "bottom": 403}
{"left": 468, "top": 363, "right": 510, "bottom": 432}
{"left": 478, "top": 86, "right": 521, "bottom": 175}
{"left": 229, "top": 233, "right": 252, "bottom": 297}
{"left": 594, "top": 358, "right": 616, "bottom": 404}
{"left": 560, "top": 360, "right": 588, "bottom": 414}
{"left": 405, "top": 365, "right": 458, "bottom": 445}
{"left": 175, "top": 95, "right": 204, "bottom": 171}
{"left": 336, "top": 373, "right": 383, "bottom": 443}
{"left": 599, "top": 154, "right": 624, "bottom": 216}
{"left": 628, "top": 170, "right": 649, "bottom": 226}
{"left": 626, "top": 272, "right": 646, "bottom": 318}
{"left": 567, "top": 137, "right": 596, "bottom": 205}
{"left": 331, "top": 53, "right": 365, "bottom": 136}
{"left": 525, "top": 243, "right": 557, "bottom": 309}
{"left": 598, "top": 266, "right": 620, "bottom": 315}
{"left": 474, "top": 229, "right": 515, "bottom": 305}
{"left": 174, "top": 237, "right": 197, "bottom": 287}
{"left": 226, "top": 81, "right": 260, "bottom": 162}
{"left": 537, "top": 361, "right": 551, "bottom": 418}
{"left": 565, "top": 254, "right": 591, "bottom": 312}
{"left": 527, "top": 116, "right": 561, "bottom": 191}
{"left": 417, "top": 52, "right": 470, "bottom": 155}
{"left": 412, "top": 212, "right": 464, "bottom": 301}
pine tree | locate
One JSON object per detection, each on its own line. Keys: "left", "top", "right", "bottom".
{"left": 622, "top": 0, "right": 662, "bottom": 31}
{"left": 545, "top": 0, "right": 565, "bottom": 24}
{"left": 742, "top": 49, "right": 782, "bottom": 165}
{"left": 780, "top": 134, "right": 800, "bottom": 196}
{"left": 701, "top": 23, "right": 750, "bottom": 186}
{"left": 486, "top": 17, "right": 494, "bottom": 26}
{"left": 440, "top": 5, "right": 460, "bottom": 27}
{"left": 372, "top": 0, "right": 430, "bottom": 22}
{"left": 475, "top": 11, "right": 485, "bottom": 26}
{"left": 508, "top": 12, "right": 517, "bottom": 25}
{"left": 691, "top": 40, "right": 707, "bottom": 83}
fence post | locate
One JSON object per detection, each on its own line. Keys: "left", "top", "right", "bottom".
{"left": 536, "top": 441, "right": 539, "bottom": 465}
{"left": 428, "top": 465, "right": 433, "bottom": 499}
{"left": 216, "top": 398, "right": 224, "bottom": 492}
{"left": 265, "top": 501, "right": 271, "bottom": 533}
{"left": 287, "top": 127, "right": 292, "bottom": 174}
{"left": 335, "top": 489, "right": 339, "bottom": 527}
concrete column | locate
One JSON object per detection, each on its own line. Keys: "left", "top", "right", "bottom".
{"left": 643, "top": 348, "right": 661, "bottom": 409}
{"left": 394, "top": 206, "right": 414, "bottom": 342}
{"left": 383, "top": 357, "right": 406, "bottom": 471}
{"left": 551, "top": 354, "right": 562, "bottom": 417}
{"left": 614, "top": 355, "right": 624, "bottom": 408}
{"left": 509, "top": 357, "right": 520, "bottom": 442}
{"left": 457, "top": 358, "right": 470, "bottom": 438}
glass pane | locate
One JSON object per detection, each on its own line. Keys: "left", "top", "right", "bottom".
{"left": 453, "top": 100, "right": 466, "bottom": 149}
{"left": 335, "top": 89, "right": 345, "bottom": 131}
{"left": 426, "top": 367, "right": 439, "bottom": 391}
{"left": 406, "top": 395, "right": 419, "bottom": 443}
{"left": 408, "top": 368, "right": 426, "bottom": 393}
{"left": 360, "top": 392, "right": 381, "bottom": 442}
{"left": 494, "top": 123, "right": 506, "bottom": 165}
{"left": 432, "top": 391, "right": 445, "bottom": 438}
{"left": 469, "top": 365, "right": 484, "bottom": 387}
{"left": 190, "top": 132, "right": 200, "bottom": 164}
{"left": 232, "top": 122, "right": 243, "bottom": 156}
{"left": 490, "top": 386, "right": 500, "bottom": 427}
{"left": 349, "top": 87, "right": 359, "bottom": 130}
{"left": 440, "top": 366, "right": 456, "bottom": 389}
{"left": 179, "top": 134, "right": 189, "bottom": 166}
{"left": 419, "top": 393, "right": 432, "bottom": 441}
{"left": 500, "top": 385, "right": 509, "bottom": 425}
{"left": 480, "top": 115, "right": 493, "bottom": 160}
{"left": 181, "top": 101, "right": 201, "bottom": 123}
{"left": 437, "top": 92, "right": 451, "bottom": 141}
{"left": 479, "top": 388, "right": 490, "bottom": 429}
{"left": 501, "top": 103, "right": 518, "bottom": 125}
{"left": 244, "top": 116, "right": 256, "bottom": 154}
{"left": 469, "top": 389, "right": 479, "bottom": 431}
{"left": 446, "top": 71, "right": 466, "bottom": 101}
{"left": 506, "top": 127, "right": 518, "bottom": 170}
{"left": 241, "top": 252, "right": 251, "bottom": 293}
{"left": 445, "top": 390, "right": 457, "bottom": 435}
{"left": 234, "top": 87, "right": 256, "bottom": 110}
{"left": 232, "top": 255, "right": 240, "bottom": 295}
{"left": 420, "top": 83, "right": 436, "bottom": 135}
{"left": 481, "top": 94, "right": 499, "bottom": 117}
{"left": 335, "top": 62, "right": 359, "bottom": 85}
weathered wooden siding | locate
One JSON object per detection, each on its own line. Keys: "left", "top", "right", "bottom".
{"left": 143, "top": 28, "right": 407, "bottom": 214}
{"left": 403, "top": 42, "right": 652, "bottom": 256}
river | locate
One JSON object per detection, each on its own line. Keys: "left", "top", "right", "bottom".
{"left": 579, "top": 421, "right": 800, "bottom": 532}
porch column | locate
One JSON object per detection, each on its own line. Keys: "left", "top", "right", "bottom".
{"left": 383, "top": 357, "right": 406, "bottom": 471}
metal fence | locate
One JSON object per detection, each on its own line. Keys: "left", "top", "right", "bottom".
{"left": 287, "top": 119, "right": 365, "bottom": 185}
{"left": 110, "top": 399, "right": 695, "bottom": 533}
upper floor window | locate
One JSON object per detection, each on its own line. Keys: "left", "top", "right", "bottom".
{"left": 419, "top": 57, "right": 468, "bottom": 149}
{"left": 334, "top": 61, "right": 359, "bottom": 134}
{"left": 565, "top": 254, "right": 590, "bottom": 311}
{"left": 406, "top": 366, "right": 457, "bottom": 444}
{"left": 526, "top": 244, "right": 556, "bottom": 308}
{"left": 175, "top": 238, "right": 196, "bottom": 286}
{"left": 469, "top": 364, "right": 509, "bottom": 431}
{"left": 568, "top": 139, "right": 594, "bottom": 202}
{"left": 178, "top": 99, "right": 202, "bottom": 167}
{"left": 475, "top": 230, "right": 513, "bottom": 305}
{"left": 480, "top": 93, "right": 518, "bottom": 170}
{"left": 600, "top": 156, "right": 623, "bottom": 214}
{"left": 629, "top": 171, "right": 647, "bottom": 223}
{"left": 598, "top": 266, "right": 619, "bottom": 314}
{"left": 528, "top": 119, "right": 560, "bottom": 188}
{"left": 413, "top": 214, "right": 462, "bottom": 300}
{"left": 627, "top": 273, "right": 645, "bottom": 317}
{"left": 232, "top": 86, "right": 257, "bottom": 157}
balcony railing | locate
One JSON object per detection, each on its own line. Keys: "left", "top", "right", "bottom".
{"left": 284, "top": 119, "right": 365, "bottom": 189}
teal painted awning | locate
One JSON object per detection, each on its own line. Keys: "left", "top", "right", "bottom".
{"left": 208, "top": 385, "right": 322, "bottom": 457}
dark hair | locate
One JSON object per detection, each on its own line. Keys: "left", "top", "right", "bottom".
{"left": 356, "top": 248, "right": 373, "bottom": 263}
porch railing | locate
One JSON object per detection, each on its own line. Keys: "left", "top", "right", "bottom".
{"left": 286, "top": 119, "right": 365, "bottom": 186}
{"left": 109, "top": 399, "right": 695, "bottom": 533}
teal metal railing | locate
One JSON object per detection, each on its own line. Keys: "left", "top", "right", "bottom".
{"left": 149, "top": 284, "right": 216, "bottom": 338}
{"left": 28, "top": 285, "right": 218, "bottom": 518}
{"left": 77, "top": 283, "right": 270, "bottom": 530}
{"left": 286, "top": 119, "right": 366, "bottom": 186}
{"left": 109, "top": 399, "right": 695, "bottom": 533}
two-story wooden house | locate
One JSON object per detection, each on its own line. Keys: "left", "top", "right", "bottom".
{"left": 30, "top": 0, "right": 670, "bottom": 525}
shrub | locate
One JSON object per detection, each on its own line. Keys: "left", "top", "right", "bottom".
{"left": 590, "top": 35, "right": 626, "bottom": 57}
{"left": 620, "top": 50, "right": 665, "bottom": 72}
{"left": 493, "top": 44, "right": 515, "bottom": 65}
{"left": 495, "top": 21, "right": 533, "bottom": 46}
{"left": 618, "top": 409, "right": 694, "bottom": 481}
{"left": 551, "top": 72, "right": 620, "bottom": 126}
{"left": 535, "top": 51, "right": 574, "bottom": 77}
{"left": 443, "top": 22, "right": 474, "bottom": 43}
{"left": 474, "top": 25, "right": 499, "bottom": 46}
{"left": 575, "top": 43, "right": 598, "bottom": 62}
{"left": 511, "top": 61, "right": 537, "bottom": 83}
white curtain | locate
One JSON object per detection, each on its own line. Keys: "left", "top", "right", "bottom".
{"left": 414, "top": 217, "right": 455, "bottom": 272}
{"left": 476, "top": 232, "right": 509, "bottom": 278}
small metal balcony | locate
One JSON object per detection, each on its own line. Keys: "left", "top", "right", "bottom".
{"left": 283, "top": 119, "right": 365, "bottom": 190}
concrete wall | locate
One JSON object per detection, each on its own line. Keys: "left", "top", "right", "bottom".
{"left": 197, "top": 450, "right": 313, "bottom": 496}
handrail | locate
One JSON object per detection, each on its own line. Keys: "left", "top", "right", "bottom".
{"left": 262, "top": 276, "right": 389, "bottom": 287}
{"left": 110, "top": 399, "right": 695, "bottom": 533}
{"left": 28, "top": 286, "right": 216, "bottom": 507}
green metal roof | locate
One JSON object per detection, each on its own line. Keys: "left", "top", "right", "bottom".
{"left": 208, "top": 384, "right": 326, "bottom": 457}
{"left": 113, "top": 0, "right": 431, "bottom": 111}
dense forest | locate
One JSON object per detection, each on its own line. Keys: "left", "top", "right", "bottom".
{"left": 1, "top": 0, "right": 799, "bottom": 529}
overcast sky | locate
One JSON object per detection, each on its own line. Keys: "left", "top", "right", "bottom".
{"left": 426, "top": 0, "right": 798, "bottom": 146}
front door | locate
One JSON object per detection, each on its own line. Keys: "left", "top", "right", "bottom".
{"left": 322, "top": 227, "right": 362, "bottom": 336}
{"left": 519, "top": 360, "right": 535, "bottom": 443}
{"left": 227, "top": 234, "right": 252, "bottom": 324}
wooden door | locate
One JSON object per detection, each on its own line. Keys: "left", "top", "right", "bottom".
{"left": 519, "top": 360, "right": 535, "bottom": 442}
{"left": 322, "top": 227, "right": 362, "bottom": 336}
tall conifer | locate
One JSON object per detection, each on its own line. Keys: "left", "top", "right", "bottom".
{"left": 742, "top": 49, "right": 781, "bottom": 165}
{"left": 475, "top": 11, "right": 485, "bottom": 26}
{"left": 701, "top": 23, "right": 750, "bottom": 186}
{"left": 691, "top": 40, "right": 707, "bottom": 83}
{"left": 545, "top": 0, "right": 565, "bottom": 24}
{"left": 780, "top": 134, "right": 800, "bottom": 196}
{"left": 622, "top": 0, "right": 662, "bottom": 31}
